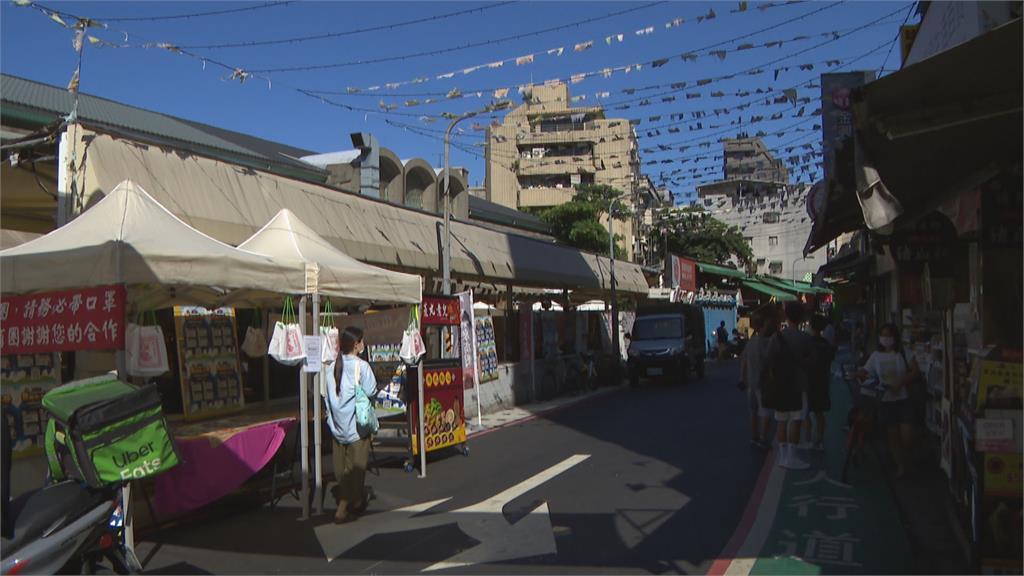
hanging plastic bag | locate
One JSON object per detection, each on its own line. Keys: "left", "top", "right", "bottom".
{"left": 126, "top": 311, "right": 170, "bottom": 378}
{"left": 241, "top": 309, "right": 268, "bottom": 358}
{"left": 399, "top": 305, "right": 426, "bottom": 365}
{"left": 269, "top": 297, "right": 306, "bottom": 366}
{"left": 320, "top": 299, "right": 339, "bottom": 366}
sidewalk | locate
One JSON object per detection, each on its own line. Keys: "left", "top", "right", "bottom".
{"left": 711, "top": 348, "right": 913, "bottom": 575}
{"left": 466, "top": 383, "right": 624, "bottom": 438}
{"left": 711, "top": 346, "right": 972, "bottom": 574}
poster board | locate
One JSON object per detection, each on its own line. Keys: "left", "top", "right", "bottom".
{"left": 1, "top": 352, "right": 60, "bottom": 457}
{"left": 174, "top": 306, "right": 244, "bottom": 420}
{"left": 337, "top": 306, "right": 411, "bottom": 413}
{"left": 410, "top": 295, "right": 466, "bottom": 456}
{"left": 475, "top": 316, "right": 499, "bottom": 383}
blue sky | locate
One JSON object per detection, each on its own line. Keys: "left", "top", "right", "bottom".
{"left": 0, "top": 1, "right": 914, "bottom": 203}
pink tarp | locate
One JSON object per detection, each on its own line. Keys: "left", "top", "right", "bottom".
{"left": 153, "top": 417, "right": 295, "bottom": 519}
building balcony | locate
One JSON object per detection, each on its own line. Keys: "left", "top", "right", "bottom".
{"left": 518, "top": 186, "right": 576, "bottom": 208}
{"left": 516, "top": 155, "right": 599, "bottom": 176}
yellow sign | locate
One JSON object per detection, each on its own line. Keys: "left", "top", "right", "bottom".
{"left": 977, "top": 360, "right": 1023, "bottom": 409}
{"left": 983, "top": 452, "right": 1023, "bottom": 497}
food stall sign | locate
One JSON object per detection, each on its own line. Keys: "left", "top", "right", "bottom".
{"left": 0, "top": 285, "right": 126, "bottom": 354}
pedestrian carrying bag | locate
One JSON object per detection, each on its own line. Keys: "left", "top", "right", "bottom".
{"left": 125, "top": 311, "right": 170, "bottom": 378}
{"left": 43, "top": 375, "right": 180, "bottom": 488}
{"left": 268, "top": 296, "right": 306, "bottom": 366}
{"left": 353, "top": 361, "right": 379, "bottom": 437}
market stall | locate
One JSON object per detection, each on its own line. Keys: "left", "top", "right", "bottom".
{"left": 0, "top": 180, "right": 317, "bottom": 563}
{"left": 236, "top": 208, "right": 421, "bottom": 514}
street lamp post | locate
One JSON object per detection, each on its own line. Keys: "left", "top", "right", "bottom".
{"left": 442, "top": 101, "right": 511, "bottom": 295}
{"left": 791, "top": 256, "right": 808, "bottom": 282}
{"left": 608, "top": 194, "right": 630, "bottom": 372}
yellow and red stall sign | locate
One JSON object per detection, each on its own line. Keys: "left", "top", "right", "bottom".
{"left": 412, "top": 365, "right": 466, "bottom": 455}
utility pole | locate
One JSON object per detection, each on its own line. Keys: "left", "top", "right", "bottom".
{"left": 442, "top": 101, "right": 511, "bottom": 295}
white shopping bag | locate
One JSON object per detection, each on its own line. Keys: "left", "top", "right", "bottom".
{"left": 126, "top": 323, "right": 169, "bottom": 377}
{"left": 399, "top": 327, "right": 426, "bottom": 365}
{"left": 269, "top": 321, "right": 306, "bottom": 366}
{"left": 320, "top": 326, "right": 339, "bottom": 365}
{"left": 241, "top": 326, "right": 267, "bottom": 358}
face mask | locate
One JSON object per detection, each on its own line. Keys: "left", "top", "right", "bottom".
{"left": 879, "top": 336, "right": 895, "bottom": 349}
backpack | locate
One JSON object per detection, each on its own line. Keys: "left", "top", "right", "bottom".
{"left": 760, "top": 332, "right": 802, "bottom": 411}
{"left": 352, "top": 360, "right": 379, "bottom": 437}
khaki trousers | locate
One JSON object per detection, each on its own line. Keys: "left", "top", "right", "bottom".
{"left": 331, "top": 436, "right": 370, "bottom": 510}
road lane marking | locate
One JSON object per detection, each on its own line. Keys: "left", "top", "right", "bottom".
{"left": 315, "top": 454, "right": 591, "bottom": 570}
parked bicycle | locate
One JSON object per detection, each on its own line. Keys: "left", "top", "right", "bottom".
{"left": 841, "top": 365, "right": 885, "bottom": 483}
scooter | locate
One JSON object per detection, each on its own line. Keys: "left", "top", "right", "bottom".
{"left": 2, "top": 480, "right": 134, "bottom": 575}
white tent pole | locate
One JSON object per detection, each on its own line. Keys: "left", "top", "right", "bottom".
{"left": 298, "top": 295, "right": 310, "bottom": 521}
{"left": 312, "top": 292, "right": 323, "bottom": 515}
{"left": 417, "top": 360, "right": 427, "bottom": 478}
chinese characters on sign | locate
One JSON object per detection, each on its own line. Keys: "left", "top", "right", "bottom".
{"left": 0, "top": 285, "right": 126, "bottom": 354}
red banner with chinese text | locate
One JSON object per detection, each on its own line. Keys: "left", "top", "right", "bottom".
{"left": 0, "top": 285, "right": 126, "bottom": 354}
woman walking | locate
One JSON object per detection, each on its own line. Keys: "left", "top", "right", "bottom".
{"left": 325, "top": 326, "right": 379, "bottom": 523}
{"left": 858, "top": 323, "right": 919, "bottom": 478}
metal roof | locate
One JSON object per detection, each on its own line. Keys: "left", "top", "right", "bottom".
{"left": 0, "top": 73, "right": 321, "bottom": 176}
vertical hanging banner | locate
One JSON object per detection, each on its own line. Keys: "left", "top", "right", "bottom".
{"left": 0, "top": 285, "right": 126, "bottom": 354}
{"left": 671, "top": 256, "right": 697, "bottom": 292}
{"left": 456, "top": 291, "right": 476, "bottom": 390}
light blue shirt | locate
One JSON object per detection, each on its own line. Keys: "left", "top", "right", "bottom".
{"left": 325, "top": 355, "right": 377, "bottom": 445}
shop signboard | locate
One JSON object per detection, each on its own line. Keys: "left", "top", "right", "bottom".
{"left": 457, "top": 291, "right": 476, "bottom": 390}
{"left": 0, "top": 284, "right": 126, "bottom": 354}
{"left": 1, "top": 351, "right": 60, "bottom": 457}
{"left": 670, "top": 255, "right": 697, "bottom": 292}
{"left": 982, "top": 453, "right": 1022, "bottom": 498}
{"left": 174, "top": 306, "right": 244, "bottom": 420}
{"left": 410, "top": 295, "right": 466, "bottom": 456}
{"left": 411, "top": 364, "right": 466, "bottom": 455}
{"left": 976, "top": 418, "right": 1016, "bottom": 453}
{"left": 475, "top": 316, "right": 499, "bottom": 383}
{"left": 821, "top": 72, "right": 875, "bottom": 188}
{"left": 977, "top": 360, "right": 1023, "bottom": 411}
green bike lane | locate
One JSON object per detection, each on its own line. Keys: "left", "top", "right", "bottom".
{"left": 710, "top": 354, "right": 913, "bottom": 575}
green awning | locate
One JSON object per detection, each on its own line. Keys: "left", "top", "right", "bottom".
{"left": 742, "top": 280, "right": 798, "bottom": 301}
{"left": 759, "top": 277, "right": 833, "bottom": 295}
{"left": 697, "top": 262, "right": 747, "bottom": 280}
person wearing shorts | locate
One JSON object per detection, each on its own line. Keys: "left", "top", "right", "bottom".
{"left": 765, "top": 302, "right": 814, "bottom": 470}
{"left": 739, "top": 308, "right": 776, "bottom": 448}
{"left": 805, "top": 315, "right": 836, "bottom": 451}
{"left": 858, "top": 323, "right": 919, "bottom": 478}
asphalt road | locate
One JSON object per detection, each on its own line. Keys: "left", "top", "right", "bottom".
{"left": 137, "top": 358, "right": 763, "bottom": 574}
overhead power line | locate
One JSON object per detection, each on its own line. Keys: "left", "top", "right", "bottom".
{"left": 246, "top": 2, "right": 668, "bottom": 73}
{"left": 96, "top": 1, "right": 292, "bottom": 22}
{"left": 178, "top": 2, "right": 518, "bottom": 50}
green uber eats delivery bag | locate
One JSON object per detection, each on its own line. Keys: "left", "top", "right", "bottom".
{"left": 43, "top": 375, "right": 180, "bottom": 487}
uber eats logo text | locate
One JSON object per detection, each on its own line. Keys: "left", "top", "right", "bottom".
{"left": 113, "top": 442, "right": 162, "bottom": 479}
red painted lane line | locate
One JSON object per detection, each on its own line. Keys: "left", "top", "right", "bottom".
{"left": 707, "top": 449, "right": 775, "bottom": 575}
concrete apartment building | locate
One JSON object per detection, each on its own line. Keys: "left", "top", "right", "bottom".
{"left": 485, "top": 82, "right": 652, "bottom": 262}
{"left": 697, "top": 137, "right": 825, "bottom": 281}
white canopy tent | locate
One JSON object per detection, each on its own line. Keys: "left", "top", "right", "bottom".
{"left": 0, "top": 180, "right": 308, "bottom": 308}
{"left": 238, "top": 209, "right": 424, "bottom": 514}
{"left": 238, "top": 209, "right": 421, "bottom": 306}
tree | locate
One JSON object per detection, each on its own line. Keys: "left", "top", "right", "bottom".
{"left": 654, "top": 205, "right": 753, "bottom": 267}
{"left": 538, "top": 184, "right": 631, "bottom": 259}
